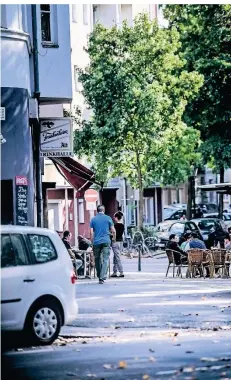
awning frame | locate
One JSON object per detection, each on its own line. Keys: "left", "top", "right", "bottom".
{"left": 50, "top": 157, "right": 103, "bottom": 194}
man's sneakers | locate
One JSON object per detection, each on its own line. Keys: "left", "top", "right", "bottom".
{"left": 111, "top": 273, "right": 117, "bottom": 278}
{"left": 111, "top": 273, "right": 124, "bottom": 278}
{"left": 99, "top": 274, "right": 125, "bottom": 283}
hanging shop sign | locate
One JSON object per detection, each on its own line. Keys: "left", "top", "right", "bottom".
{"left": 15, "top": 176, "right": 28, "bottom": 226}
{"left": 40, "top": 118, "right": 73, "bottom": 157}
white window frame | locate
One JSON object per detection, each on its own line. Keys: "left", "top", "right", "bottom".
{"left": 83, "top": 4, "right": 89, "bottom": 25}
{"left": 72, "top": 4, "right": 78, "bottom": 23}
{"left": 74, "top": 66, "right": 82, "bottom": 92}
{"left": 40, "top": 4, "right": 58, "bottom": 45}
{"left": 78, "top": 199, "right": 85, "bottom": 224}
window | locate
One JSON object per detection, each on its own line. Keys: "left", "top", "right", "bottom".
{"left": 1, "top": 235, "right": 16, "bottom": 268}
{"left": 11, "top": 235, "right": 29, "bottom": 265}
{"left": 93, "top": 5, "right": 97, "bottom": 25}
{"left": 170, "top": 223, "right": 184, "bottom": 234}
{"left": 72, "top": 4, "right": 78, "bottom": 23}
{"left": 198, "top": 220, "right": 215, "bottom": 231}
{"left": 1, "top": 234, "right": 28, "bottom": 268}
{"left": 74, "top": 66, "right": 82, "bottom": 92}
{"left": 169, "top": 210, "right": 183, "bottom": 220}
{"left": 78, "top": 199, "right": 85, "bottom": 224}
{"left": 83, "top": 4, "right": 88, "bottom": 25}
{"left": 22, "top": 5, "right": 28, "bottom": 32}
{"left": 188, "top": 222, "right": 197, "bottom": 231}
{"left": 1, "top": 5, "right": 7, "bottom": 28}
{"left": 28, "top": 234, "right": 57, "bottom": 263}
{"left": 40, "top": 5, "right": 51, "bottom": 42}
{"left": 144, "top": 197, "right": 154, "bottom": 225}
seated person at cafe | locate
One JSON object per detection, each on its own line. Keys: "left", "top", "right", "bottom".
{"left": 166, "top": 234, "right": 188, "bottom": 264}
{"left": 228, "top": 227, "right": 231, "bottom": 239}
{"left": 184, "top": 232, "right": 206, "bottom": 251}
{"left": 78, "top": 235, "right": 95, "bottom": 275}
{"left": 207, "top": 225, "right": 227, "bottom": 249}
{"left": 62, "top": 231, "right": 83, "bottom": 274}
{"left": 180, "top": 232, "right": 192, "bottom": 251}
{"left": 224, "top": 234, "right": 231, "bottom": 250}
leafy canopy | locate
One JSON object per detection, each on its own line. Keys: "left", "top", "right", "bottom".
{"left": 163, "top": 5, "right": 231, "bottom": 170}
{"left": 74, "top": 14, "right": 203, "bottom": 189}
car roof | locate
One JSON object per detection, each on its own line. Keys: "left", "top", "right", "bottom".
{"left": 158, "top": 220, "right": 188, "bottom": 226}
{"left": 0, "top": 225, "right": 58, "bottom": 235}
{"left": 191, "top": 218, "right": 221, "bottom": 222}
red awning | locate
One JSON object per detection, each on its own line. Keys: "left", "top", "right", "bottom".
{"left": 50, "top": 157, "right": 102, "bottom": 196}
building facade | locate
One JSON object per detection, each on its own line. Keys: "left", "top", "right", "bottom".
{"left": 1, "top": 4, "right": 73, "bottom": 226}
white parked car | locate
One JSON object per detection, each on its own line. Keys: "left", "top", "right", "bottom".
{"left": 1, "top": 226, "right": 78, "bottom": 345}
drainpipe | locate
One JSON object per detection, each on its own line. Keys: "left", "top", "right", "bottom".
{"left": 65, "top": 188, "right": 69, "bottom": 231}
{"left": 32, "top": 5, "right": 43, "bottom": 227}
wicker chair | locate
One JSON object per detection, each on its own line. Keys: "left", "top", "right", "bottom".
{"left": 165, "top": 249, "right": 188, "bottom": 278}
{"left": 208, "top": 249, "right": 230, "bottom": 278}
{"left": 225, "top": 252, "right": 231, "bottom": 277}
{"left": 187, "top": 249, "right": 211, "bottom": 278}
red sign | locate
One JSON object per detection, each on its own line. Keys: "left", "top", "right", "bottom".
{"left": 84, "top": 189, "right": 98, "bottom": 203}
{"left": 15, "top": 176, "right": 28, "bottom": 186}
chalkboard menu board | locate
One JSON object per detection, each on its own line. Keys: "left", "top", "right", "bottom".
{"left": 15, "top": 176, "right": 28, "bottom": 226}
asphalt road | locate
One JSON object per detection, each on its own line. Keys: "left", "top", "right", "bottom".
{"left": 2, "top": 256, "right": 231, "bottom": 380}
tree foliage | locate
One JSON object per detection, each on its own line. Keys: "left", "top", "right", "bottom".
{"left": 163, "top": 5, "right": 231, "bottom": 171}
{"left": 74, "top": 14, "right": 203, "bottom": 226}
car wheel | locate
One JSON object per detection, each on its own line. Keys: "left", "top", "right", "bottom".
{"left": 25, "top": 300, "right": 62, "bottom": 345}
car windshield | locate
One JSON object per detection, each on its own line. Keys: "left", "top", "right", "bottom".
{"left": 198, "top": 220, "right": 216, "bottom": 231}
{"left": 170, "top": 223, "right": 184, "bottom": 234}
{"left": 163, "top": 208, "right": 176, "bottom": 219}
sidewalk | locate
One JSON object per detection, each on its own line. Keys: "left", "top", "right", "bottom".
{"left": 62, "top": 256, "right": 231, "bottom": 337}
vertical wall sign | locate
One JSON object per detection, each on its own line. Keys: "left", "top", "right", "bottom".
{"left": 15, "top": 176, "right": 28, "bottom": 226}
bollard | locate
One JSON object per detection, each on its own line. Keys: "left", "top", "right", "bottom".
{"left": 138, "top": 244, "right": 141, "bottom": 271}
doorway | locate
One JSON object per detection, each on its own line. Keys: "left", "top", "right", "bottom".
{"left": 1, "top": 180, "right": 14, "bottom": 224}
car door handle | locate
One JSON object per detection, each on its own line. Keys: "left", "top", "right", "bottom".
{"left": 23, "top": 278, "right": 35, "bottom": 283}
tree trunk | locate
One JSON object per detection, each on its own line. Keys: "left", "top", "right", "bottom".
{"left": 136, "top": 152, "right": 144, "bottom": 229}
{"left": 138, "top": 186, "right": 144, "bottom": 229}
{"left": 218, "top": 166, "right": 224, "bottom": 218}
{"left": 186, "top": 177, "right": 192, "bottom": 220}
{"left": 176, "top": 186, "right": 180, "bottom": 203}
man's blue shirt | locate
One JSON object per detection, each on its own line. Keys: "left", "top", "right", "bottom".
{"left": 189, "top": 239, "right": 206, "bottom": 249}
{"left": 90, "top": 213, "right": 113, "bottom": 245}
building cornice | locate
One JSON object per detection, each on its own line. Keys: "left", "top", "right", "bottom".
{"left": 0, "top": 28, "right": 32, "bottom": 54}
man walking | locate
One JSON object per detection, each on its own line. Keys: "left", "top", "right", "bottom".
{"left": 90, "top": 205, "right": 116, "bottom": 284}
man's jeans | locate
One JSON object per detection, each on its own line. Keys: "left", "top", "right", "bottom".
{"left": 73, "top": 259, "right": 83, "bottom": 275}
{"left": 93, "top": 243, "right": 110, "bottom": 280}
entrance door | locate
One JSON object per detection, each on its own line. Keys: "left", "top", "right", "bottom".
{"left": 1, "top": 180, "right": 13, "bottom": 224}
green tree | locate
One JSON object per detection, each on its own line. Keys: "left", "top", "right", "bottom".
{"left": 74, "top": 14, "right": 203, "bottom": 227}
{"left": 163, "top": 5, "right": 231, "bottom": 212}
